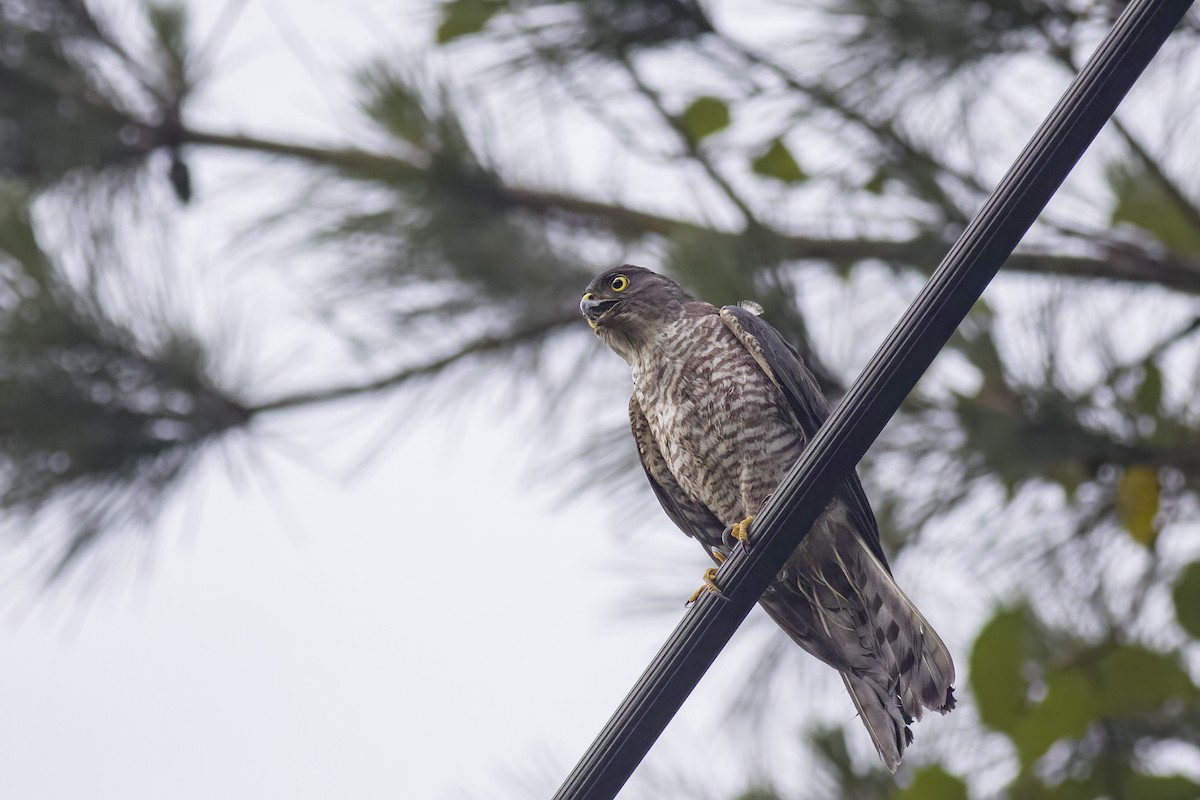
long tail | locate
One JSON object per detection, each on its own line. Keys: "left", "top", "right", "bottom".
{"left": 844, "top": 545, "right": 956, "bottom": 771}
{"left": 841, "top": 671, "right": 909, "bottom": 772}
{"left": 759, "top": 533, "right": 956, "bottom": 772}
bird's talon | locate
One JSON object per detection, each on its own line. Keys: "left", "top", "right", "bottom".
{"left": 730, "top": 515, "right": 754, "bottom": 547}
{"left": 685, "top": 567, "right": 722, "bottom": 606}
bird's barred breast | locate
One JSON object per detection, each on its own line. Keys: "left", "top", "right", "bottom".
{"left": 631, "top": 312, "right": 805, "bottom": 526}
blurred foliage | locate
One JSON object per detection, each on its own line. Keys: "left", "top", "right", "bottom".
{"left": 328, "top": 60, "right": 589, "bottom": 354}
{"left": 893, "top": 766, "right": 968, "bottom": 800}
{"left": 1108, "top": 159, "right": 1200, "bottom": 255}
{"left": 1, "top": 0, "right": 1199, "bottom": 796}
{"left": 720, "top": 587, "right": 1200, "bottom": 799}
{"left": 0, "top": 0, "right": 197, "bottom": 190}
{"left": 970, "top": 607, "right": 1198, "bottom": 772}
{"left": 1175, "top": 563, "right": 1200, "bottom": 640}
{"left": 0, "top": 180, "right": 246, "bottom": 579}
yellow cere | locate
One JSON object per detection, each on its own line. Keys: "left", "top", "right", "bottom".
{"left": 610, "top": 275, "right": 629, "bottom": 292}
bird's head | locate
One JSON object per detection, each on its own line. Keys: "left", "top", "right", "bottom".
{"left": 580, "top": 265, "right": 690, "bottom": 361}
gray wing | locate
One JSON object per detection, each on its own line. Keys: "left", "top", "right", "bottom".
{"left": 719, "top": 305, "right": 891, "bottom": 573}
{"left": 628, "top": 395, "right": 727, "bottom": 547}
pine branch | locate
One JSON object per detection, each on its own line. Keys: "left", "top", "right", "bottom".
{"left": 180, "top": 126, "right": 423, "bottom": 181}
{"left": 957, "top": 398, "right": 1200, "bottom": 479}
{"left": 244, "top": 315, "right": 574, "bottom": 416}
{"left": 178, "top": 125, "right": 1200, "bottom": 293}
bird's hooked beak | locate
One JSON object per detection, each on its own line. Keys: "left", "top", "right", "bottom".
{"left": 580, "top": 292, "right": 620, "bottom": 329}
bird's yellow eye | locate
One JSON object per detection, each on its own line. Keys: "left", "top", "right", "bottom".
{"left": 611, "top": 274, "right": 630, "bottom": 292}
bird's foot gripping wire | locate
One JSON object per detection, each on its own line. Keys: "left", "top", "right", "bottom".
{"left": 724, "top": 515, "right": 754, "bottom": 549}
{"left": 685, "top": 548, "right": 727, "bottom": 606}
{"left": 685, "top": 568, "right": 721, "bottom": 606}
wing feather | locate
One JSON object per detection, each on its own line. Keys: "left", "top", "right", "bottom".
{"left": 719, "top": 305, "right": 891, "bottom": 572}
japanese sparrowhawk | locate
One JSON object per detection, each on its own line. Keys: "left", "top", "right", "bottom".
{"left": 580, "top": 265, "right": 955, "bottom": 772}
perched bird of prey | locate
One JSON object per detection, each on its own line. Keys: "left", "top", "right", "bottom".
{"left": 580, "top": 265, "right": 955, "bottom": 771}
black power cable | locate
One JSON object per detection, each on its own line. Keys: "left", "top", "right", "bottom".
{"left": 553, "top": 0, "right": 1195, "bottom": 798}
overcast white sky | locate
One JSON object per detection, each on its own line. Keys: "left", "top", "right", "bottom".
{"left": 0, "top": 3, "right": 825, "bottom": 798}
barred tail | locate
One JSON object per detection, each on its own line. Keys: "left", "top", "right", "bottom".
{"left": 849, "top": 547, "right": 956, "bottom": 771}
{"left": 757, "top": 528, "right": 956, "bottom": 772}
{"left": 841, "top": 671, "right": 909, "bottom": 773}
{"left": 865, "top": 551, "right": 957, "bottom": 724}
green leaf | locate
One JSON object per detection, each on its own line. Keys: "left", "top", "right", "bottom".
{"left": 680, "top": 96, "right": 730, "bottom": 141}
{"left": 1021, "top": 771, "right": 1199, "bottom": 800}
{"left": 733, "top": 790, "right": 783, "bottom": 800}
{"left": 1116, "top": 465, "right": 1160, "bottom": 548}
{"left": 1174, "top": 562, "right": 1200, "bottom": 639}
{"left": 1107, "top": 160, "right": 1200, "bottom": 254}
{"left": 1011, "top": 669, "right": 1098, "bottom": 767}
{"left": 894, "top": 766, "right": 969, "bottom": 800}
{"left": 1124, "top": 773, "right": 1200, "bottom": 800}
{"left": 864, "top": 169, "right": 888, "bottom": 194}
{"left": 1002, "top": 644, "right": 1198, "bottom": 769}
{"left": 970, "top": 608, "right": 1029, "bottom": 733}
{"left": 0, "top": 181, "right": 50, "bottom": 279}
{"left": 1135, "top": 361, "right": 1164, "bottom": 414}
{"left": 751, "top": 138, "right": 808, "bottom": 183}
{"left": 436, "top": 0, "right": 505, "bottom": 44}
{"left": 1034, "top": 777, "right": 1099, "bottom": 800}
{"left": 1094, "top": 645, "right": 1197, "bottom": 716}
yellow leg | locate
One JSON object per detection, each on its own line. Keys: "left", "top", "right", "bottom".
{"left": 685, "top": 549, "right": 728, "bottom": 605}
{"left": 685, "top": 567, "right": 722, "bottom": 606}
{"left": 731, "top": 515, "right": 754, "bottom": 546}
